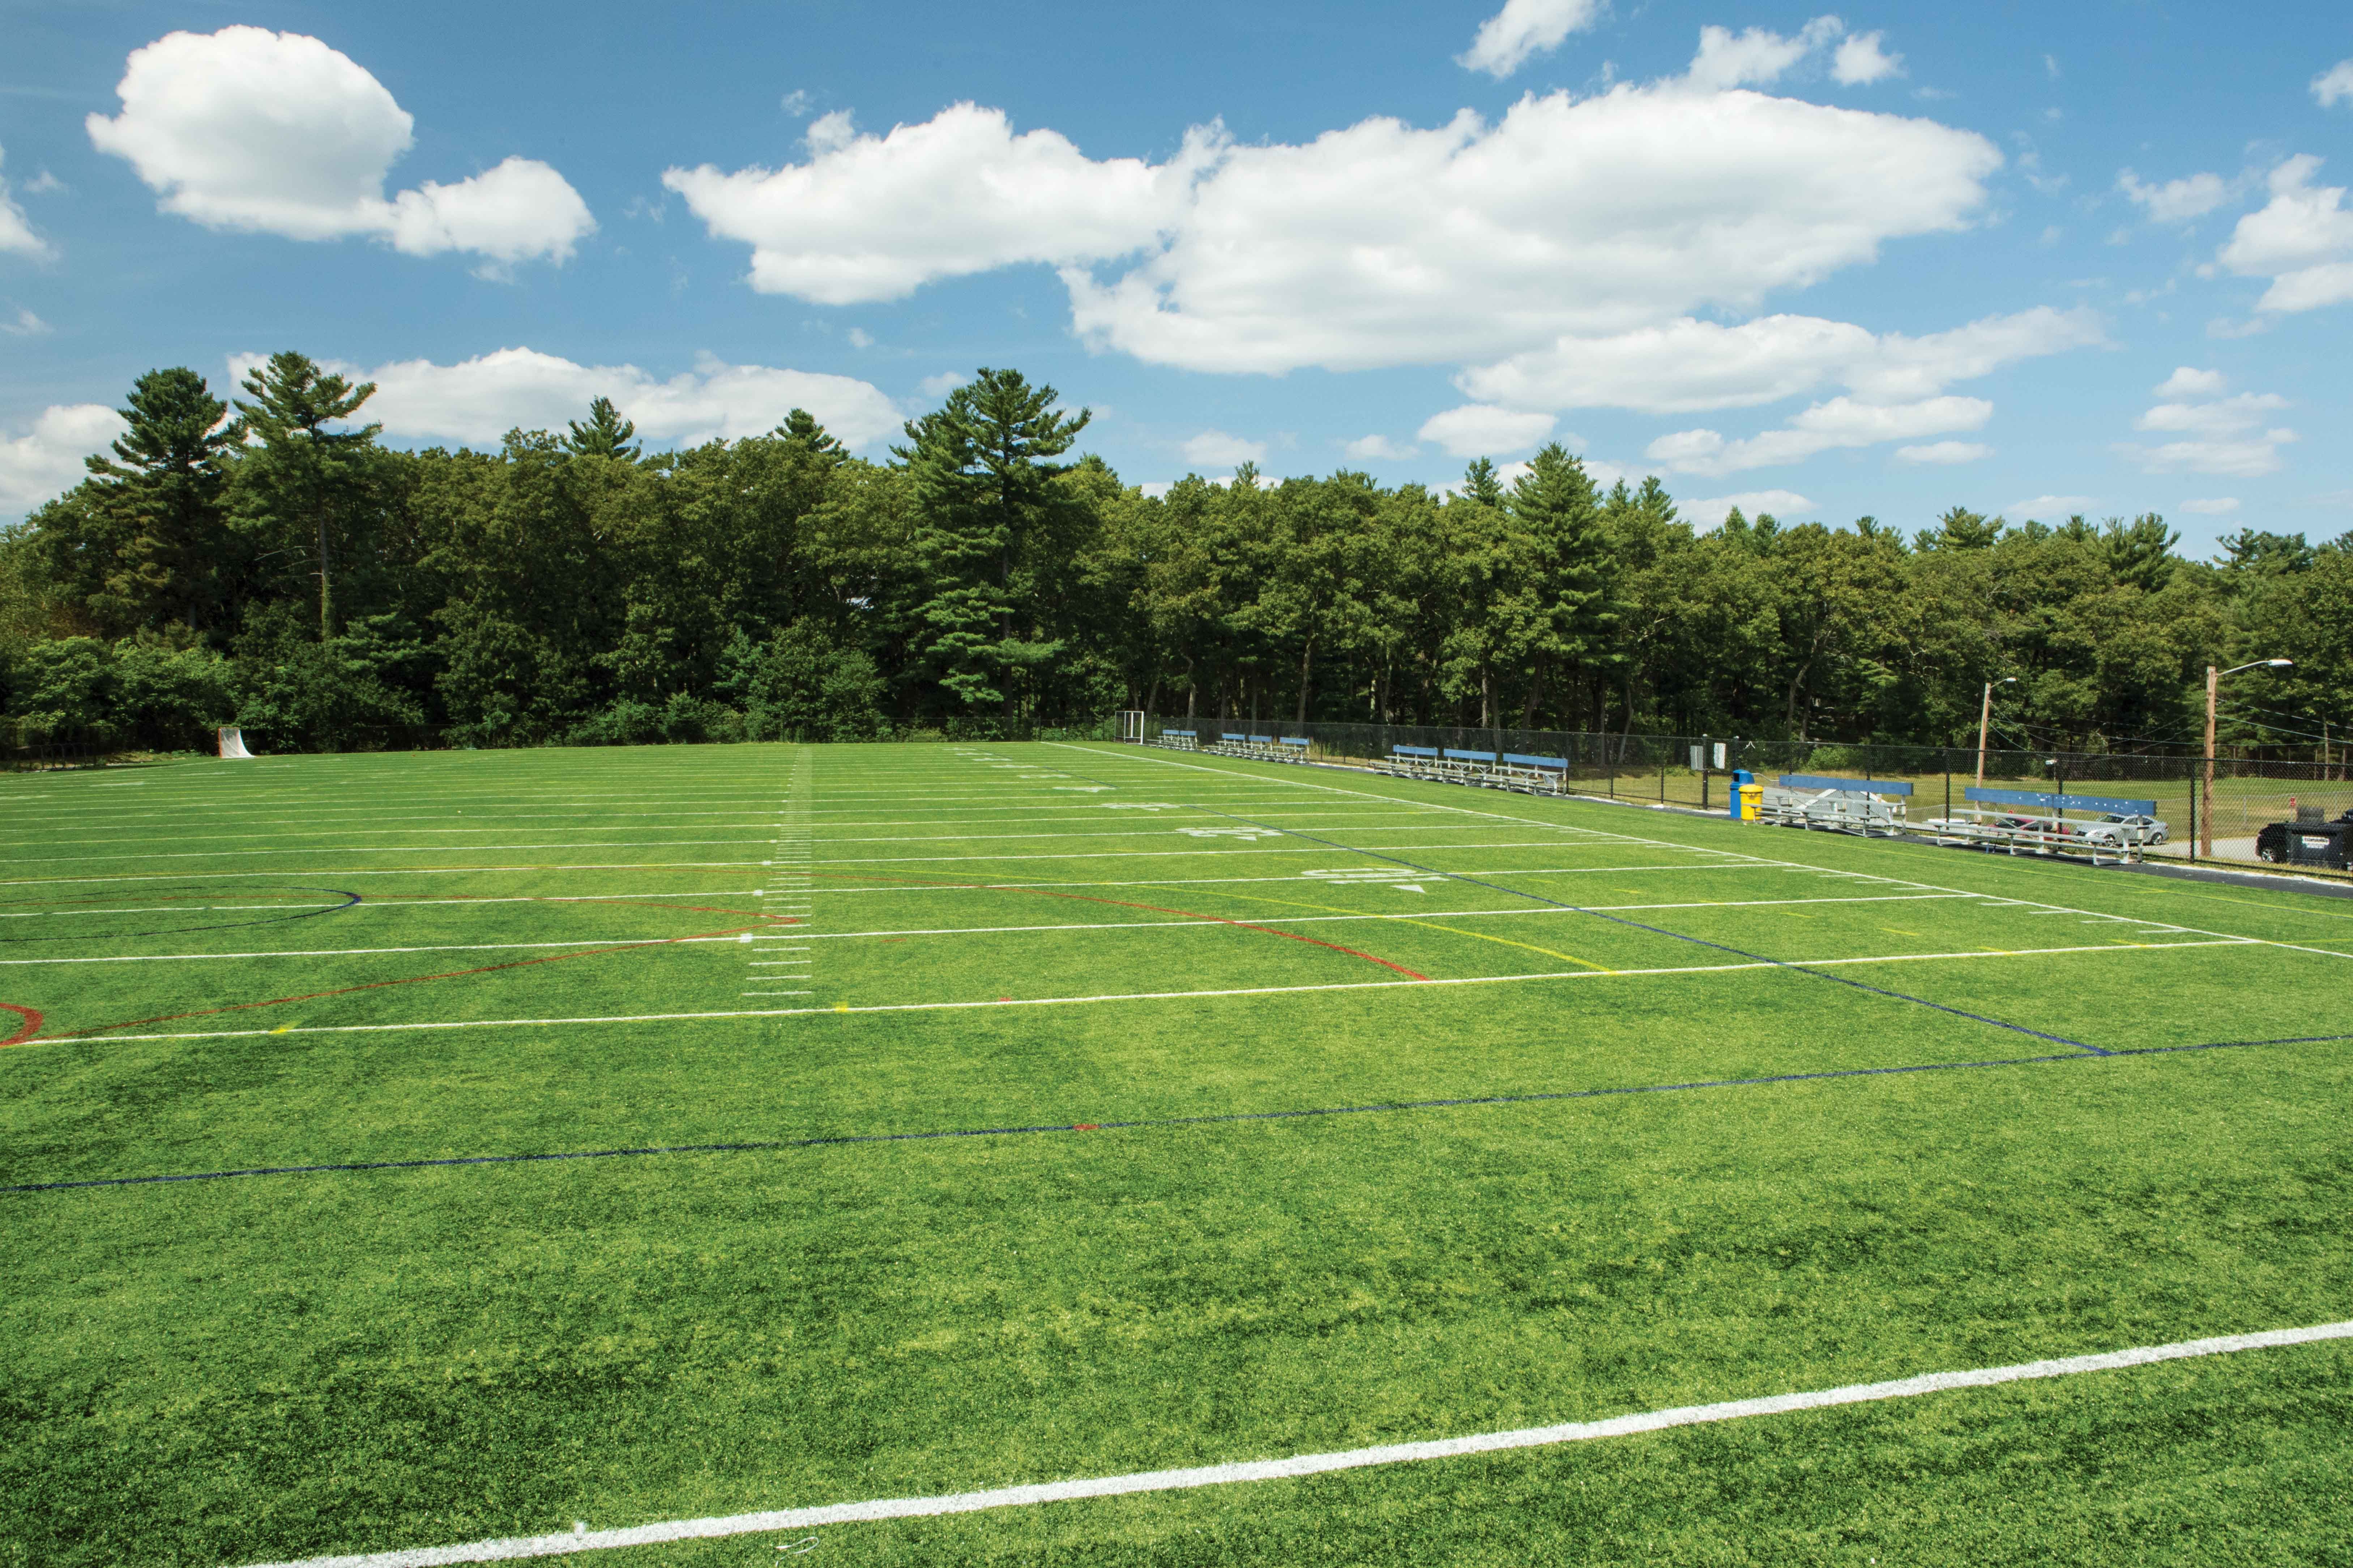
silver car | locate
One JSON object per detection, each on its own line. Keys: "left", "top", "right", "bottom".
{"left": 2079, "top": 812, "right": 2169, "bottom": 847}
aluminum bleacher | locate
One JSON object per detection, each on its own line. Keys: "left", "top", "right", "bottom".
{"left": 1923, "top": 787, "right": 2157, "bottom": 865}
{"left": 1754, "top": 774, "right": 1911, "bottom": 836}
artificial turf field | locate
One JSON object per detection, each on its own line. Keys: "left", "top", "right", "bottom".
{"left": 3, "top": 739, "right": 2350, "bottom": 1568}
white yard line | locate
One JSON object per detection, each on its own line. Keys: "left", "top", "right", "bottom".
{"left": 233, "top": 1319, "right": 2353, "bottom": 1568}
{"left": 0, "top": 813, "right": 1458, "bottom": 853}
{"left": 1, "top": 839, "right": 777, "bottom": 865}
{"left": 1052, "top": 744, "right": 2328, "bottom": 968}
{"left": 8, "top": 884, "right": 1887, "bottom": 963}
{"left": 806, "top": 841, "right": 1639, "bottom": 866}
{"left": 57, "top": 938, "right": 2253, "bottom": 1045}
{"left": 0, "top": 938, "right": 751, "bottom": 965}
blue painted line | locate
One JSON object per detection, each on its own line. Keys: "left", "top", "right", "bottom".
{"left": 4, "top": 1032, "right": 2343, "bottom": 1198}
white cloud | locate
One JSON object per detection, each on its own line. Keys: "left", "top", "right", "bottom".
{"left": 1831, "top": 31, "right": 1903, "bottom": 86}
{"left": 2216, "top": 155, "right": 2353, "bottom": 313}
{"left": 676, "top": 68, "right": 2000, "bottom": 384}
{"left": 1459, "top": 305, "right": 2100, "bottom": 415}
{"left": 1647, "top": 394, "right": 1991, "bottom": 475}
{"left": 2044, "top": 55, "right": 2061, "bottom": 80}
{"left": 1685, "top": 489, "right": 1813, "bottom": 527}
{"left": 0, "top": 307, "right": 48, "bottom": 336}
{"left": 0, "top": 404, "right": 124, "bottom": 515}
{"left": 0, "top": 146, "right": 52, "bottom": 258}
{"left": 86, "top": 27, "right": 592, "bottom": 266}
{"left": 2155, "top": 366, "right": 2226, "bottom": 398}
{"left": 1181, "top": 429, "right": 1267, "bottom": 466}
{"left": 917, "top": 371, "right": 969, "bottom": 399}
{"left": 1074, "top": 85, "right": 1997, "bottom": 376}
{"left": 1684, "top": 18, "right": 1843, "bottom": 93}
{"left": 2117, "top": 168, "right": 2230, "bottom": 223}
{"left": 1457, "top": 0, "right": 1604, "bottom": 79}
{"left": 1342, "top": 434, "right": 1418, "bottom": 461}
{"left": 2118, "top": 384, "right": 2295, "bottom": 476}
{"left": 1418, "top": 404, "right": 1557, "bottom": 457}
{"left": 2181, "top": 497, "right": 2240, "bottom": 514}
{"left": 230, "top": 347, "right": 901, "bottom": 450}
{"left": 1895, "top": 440, "right": 1990, "bottom": 464}
{"left": 2314, "top": 60, "right": 2353, "bottom": 108}
{"left": 664, "top": 104, "right": 1218, "bottom": 305}
{"left": 2136, "top": 391, "right": 2288, "bottom": 436}
{"left": 2008, "top": 494, "right": 2097, "bottom": 517}
{"left": 780, "top": 89, "right": 815, "bottom": 117}
{"left": 845, "top": 327, "right": 873, "bottom": 349}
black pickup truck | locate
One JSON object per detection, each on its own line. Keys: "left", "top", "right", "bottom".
{"left": 2257, "top": 810, "right": 2353, "bottom": 869}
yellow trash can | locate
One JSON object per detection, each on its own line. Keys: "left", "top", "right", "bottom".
{"left": 1736, "top": 783, "right": 1763, "bottom": 821}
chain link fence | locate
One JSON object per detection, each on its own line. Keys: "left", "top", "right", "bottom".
{"left": 1122, "top": 714, "right": 2353, "bottom": 879}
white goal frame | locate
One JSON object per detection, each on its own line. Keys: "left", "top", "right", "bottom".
{"left": 218, "top": 726, "right": 256, "bottom": 759}
{"left": 1116, "top": 711, "right": 1147, "bottom": 743}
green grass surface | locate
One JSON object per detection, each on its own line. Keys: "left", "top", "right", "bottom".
{"left": 3, "top": 740, "right": 2349, "bottom": 1566}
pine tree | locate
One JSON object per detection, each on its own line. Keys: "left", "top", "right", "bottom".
{"left": 61, "top": 367, "right": 242, "bottom": 632}
{"left": 564, "top": 396, "right": 641, "bottom": 461}
{"left": 232, "top": 352, "right": 380, "bottom": 640}
{"left": 893, "top": 369, "right": 1090, "bottom": 717}
{"left": 774, "top": 407, "right": 845, "bottom": 465}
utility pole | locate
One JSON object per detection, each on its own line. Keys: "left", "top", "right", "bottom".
{"left": 2204, "top": 658, "right": 2294, "bottom": 857}
{"left": 1975, "top": 677, "right": 2016, "bottom": 787}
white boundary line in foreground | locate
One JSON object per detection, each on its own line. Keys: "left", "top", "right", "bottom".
{"left": 65, "top": 937, "right": 2251, "bottom": 1045}
{"left": 236, "top": 1318, "right": 2353, "bottom": 1568}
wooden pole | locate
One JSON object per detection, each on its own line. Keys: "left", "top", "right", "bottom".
{"left": 2202, "top": 664, "right": 2219, "bottom": 858}
{"left": 1975, "top": 682, "right": 1994, "bottom": 787}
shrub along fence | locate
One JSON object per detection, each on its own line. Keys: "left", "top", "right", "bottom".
{"left": 1121, "top": 714, "right": 2353, "bottom": 879}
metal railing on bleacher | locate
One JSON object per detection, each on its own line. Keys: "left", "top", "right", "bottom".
{"left": 1111, "top": 713, "right": 2353, "bottom": 880}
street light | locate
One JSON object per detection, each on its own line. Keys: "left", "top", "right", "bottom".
{"left": 1976, "top": 677, "right": 2018, "bottom": 787}
{"left": 2203, "top": 658, "right": 2293, "bottom": 856}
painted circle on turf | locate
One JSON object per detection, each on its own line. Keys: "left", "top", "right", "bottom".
{"left": 0, "top": 883, "right": 362, "bottom": 943}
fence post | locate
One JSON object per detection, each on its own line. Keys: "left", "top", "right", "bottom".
{"left": 2188, "top": 764, "right": 2199, "bottom": 865}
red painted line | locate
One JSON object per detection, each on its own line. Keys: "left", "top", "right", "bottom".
{"left": 31, "top": 919, "right": 798, "bottom": 1045}
{"left": 0, "top": 1004, "right": 41, "bottom": 1046}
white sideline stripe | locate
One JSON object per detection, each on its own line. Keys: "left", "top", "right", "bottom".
{"left": 0, "top": 894, "right": 1981, "bottom": 965}
{"left": 234, "top": 1319, "right": 2353, "bottom": 1568}
{"left": 66, "top": 938, "right": 2251, "bottom": 1044}
{"left": 1054, "top": 744, "right": 2341, "bottom": 973}
{"left": 0, "top": 937, "right": 754, "bottom": 965}
{"left": 0, "top": 838, "right": 778, "bottom": 865}
{"left": 1, "top": 815, "right": 1460, "bottom": 853}
{"left": 770, "top": 893, "right": 1983, "bottom": 942}
{"left": 816, "top": 862, "right": 1782, "bottom": 896}
{"left": 806, "top": 840, "right": 1618, "bottom": 866}
{"left": 0, "top": 857, "right": 1764, "bottom": 894}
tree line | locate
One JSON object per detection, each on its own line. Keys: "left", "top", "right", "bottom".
{"left": 5, "top": 354, "right": 2348, "bottom": 755}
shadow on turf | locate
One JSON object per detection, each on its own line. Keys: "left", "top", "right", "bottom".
{"left": 7, "top": 1030, "right": 2348, "bottom": 1198}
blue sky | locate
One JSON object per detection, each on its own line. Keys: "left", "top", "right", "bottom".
{"left": 1, "top": 0, "right": 2349, "bottom": 553}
